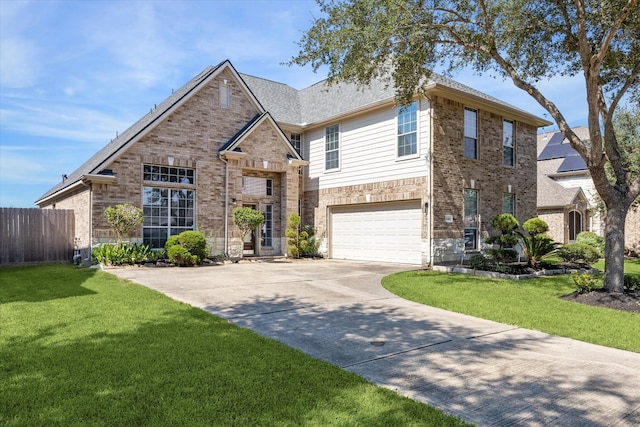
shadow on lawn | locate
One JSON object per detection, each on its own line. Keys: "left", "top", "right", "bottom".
{"left": 204, "top": 294, "right": 640, "bottom": 427}
{"left": 0, "top": 264, "right": 96, "bottom": 303}
{"left": 0, "top": 299, "right": 469, "bottom": 426}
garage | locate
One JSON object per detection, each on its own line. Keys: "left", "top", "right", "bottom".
{"left": 330, "top": 201, "right": 423, "bottom": 265}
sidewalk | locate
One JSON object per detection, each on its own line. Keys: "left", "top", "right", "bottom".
{"left": 109, "top": 259, "right": 640, "bottom": 426}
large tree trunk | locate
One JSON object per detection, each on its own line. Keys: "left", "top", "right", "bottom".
{"left": 602, "top": 203, "right": 627, "bottom": 293}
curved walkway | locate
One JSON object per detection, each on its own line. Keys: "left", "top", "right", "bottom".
{"left": 109, "top": 259, "right": 640, "bottom": 426}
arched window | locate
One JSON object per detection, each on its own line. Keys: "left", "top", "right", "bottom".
{"left": 569, "top": 210, "right": 583, "bottom": 242}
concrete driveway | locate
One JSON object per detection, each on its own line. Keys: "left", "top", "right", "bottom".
{"left": 109, "top": 259, "right": 640, "bottom": 427}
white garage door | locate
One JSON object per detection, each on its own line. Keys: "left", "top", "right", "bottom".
{"left": 330, "top": 201, "right": 422, "bottom": 265}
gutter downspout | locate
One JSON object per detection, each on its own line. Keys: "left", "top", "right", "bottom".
{"left": 220, "top": 154, "right": 229, "bottom": 256}
{"left": 80, "top": 179, "right": 92, "bottom": 265}
{"left": 425, "top": 94, "right": 435, "bottom": 267}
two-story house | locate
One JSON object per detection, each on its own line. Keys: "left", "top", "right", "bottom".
{"left": 36, "top": 60, "right": 550, "bottom": 266}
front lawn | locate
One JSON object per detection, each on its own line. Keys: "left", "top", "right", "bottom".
{"left": 0, "top": 264, "right": 469, "bottom": 426}
{"left": 382, "top": 259, "right": 640, "bottom": 353}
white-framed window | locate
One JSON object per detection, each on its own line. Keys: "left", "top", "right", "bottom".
{"left": 325, "top": 124, "right": 340, "bottom": 170}
{"left": 503, "top": 119, "right": 515, "bottom": 166}
{"left": 290, "top": 133, "right": 301, "bottom": 155}
{"left": 143, "top": 165, "right": 194, "bottom": 184}
{"left": 261, "top": 204, "right": 273, "bottom": 247}
{"left": 464, "top": 188, "right": 479, "bottom": 250}
{"left": 502, "top": 192, "right": 515, "bottom": 216}
{"left": 142, "top": 187, "right": 195, "bottom": 249}
{"left": 464, "top": 107, "right": 478, "bottom": 159}
{"left": 397, "top": 101, "right": 417, "bottom": 157}
{"left": 219, "top": 83, "right": 230, "bottom": 108}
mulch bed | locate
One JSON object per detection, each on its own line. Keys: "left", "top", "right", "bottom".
{"left": 562, "top": 290, "right": 640, "bottom": 313}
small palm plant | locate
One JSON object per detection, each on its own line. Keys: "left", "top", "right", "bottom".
{"left": 517, "top": 218, "right": 559, "bottom": 268}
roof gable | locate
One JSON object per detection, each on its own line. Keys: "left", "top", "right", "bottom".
{"left": 36, "top": 60, "right": 265, "bottom": 205}
{"left": 219, "top": 112, "right": 303, "bottom": 161}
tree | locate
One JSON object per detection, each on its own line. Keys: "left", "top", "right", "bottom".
{"left": 104, "top": 203, "right": 144, "bottom": 245}
{"left": 290, "top": 0, "right": 640, "bottom": 292}
{"left": 485, "top": 214, "right": 519, "bottom": 265}
{"left": 232, "top": 207, "right": 264, "bottom": 257}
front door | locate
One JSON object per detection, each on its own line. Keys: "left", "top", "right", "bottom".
{"left": 243, "top": 204, "right": 257, "bottom": 256}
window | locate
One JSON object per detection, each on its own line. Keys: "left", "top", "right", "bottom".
{"left": 503, "top": 120, "right": 515, "bottom": 166}
{"left": 325, "top": 124, "right": 340, "bottom": 170}
{"left": 502, "top": 192, "right": 515, "bottom": 216}
{"left": 143, "top": 187, "right": 195, "bottom": 249}
{"left": 266, "top": 179, "right": 273, "bottom": 196}
{"left": 464, "top": 188, "right": 479, "bottom": 250}
{"left": 242, "top": 177, "right": 273, "bottom": 196}
{"left": 397, "top": 102, "right": 417, "bottom": 157}
{"left": 569, "top": 211, "right": 583, "bottom": 241}
{"left": 290, "top": 133, "right": 301, "bottom": 155}
{"left": 261, "top": 204, "right": 273, "bottom": 247}
{"left": 464, "top": 108, "right": 478, "bottom": 159}
{"left": 143, "top": 165, "right": 194, "bottom": 184}
{"left": 219, "top": 83, "right": 230, "bottom": 108}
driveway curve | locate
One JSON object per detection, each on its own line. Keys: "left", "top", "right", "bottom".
{"left": 109, "top": 259, "right": 640, "bottom": 427}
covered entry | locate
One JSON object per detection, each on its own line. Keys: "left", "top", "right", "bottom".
{"left": 329, "top": 201, "right": 423, "bottom": 264}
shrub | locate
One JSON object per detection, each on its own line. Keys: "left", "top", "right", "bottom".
{"left": 104, "top": 203, "right": 144, "bottom": 244}
{"left": 571, "top": 272, "right": 602, "bottom": 293}
{"left": 624, "top": 274, "right": 640, "bottom": 292}
{"left": 167, "top": 245, "right": 198, "bottom": 267}
{"left": 92, "top": 242, "right": 153, "bottom": 266}
{"left": 576, "top": 231, "right": 605, "bottom": 254}
{"left": 175, "top": 230, "right": 208, "bottom": 262}
{"left": 165, "top": 230, "right": 208, "bottom": 266}
{"left": 557, "top": 242, "right": 601, "bottom": 264}
{"left": 518, "top": 218, "right": 559, "bottom": 268}
{"left": 485, "top": 214, "right": 519, "bottom": 264}
{"left": 469, "top": 254, "right": 487, "bottom": 270}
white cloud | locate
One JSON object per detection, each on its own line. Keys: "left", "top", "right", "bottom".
{"left": 0, "top": 37, "right": 40, "bottom": 88}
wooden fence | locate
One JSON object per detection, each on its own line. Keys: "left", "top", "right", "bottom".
{"left": 0, "top": 208, "right": 75, "bottom": 265}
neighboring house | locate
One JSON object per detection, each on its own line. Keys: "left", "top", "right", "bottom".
{"left": 36, "top": 60, "right": 550, "bottom": 266}
{"left": 537, "top": 127, "right": 640, "bottom": 248}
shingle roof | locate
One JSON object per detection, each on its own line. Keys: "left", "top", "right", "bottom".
{"left": 37, "top": 59, "right": 550, "bottom": 204}
{"left": 537, "top": 174, "right": 583, "bottom": 208}
{"left": 36, "top": 61, "right": 228, "bottom": 204}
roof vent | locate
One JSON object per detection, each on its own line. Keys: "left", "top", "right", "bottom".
{"left": 62, "top": 174, "right": 68, "bottom": 182}
{"left": 98, "top": 169, "right": 114, "bottom": 176}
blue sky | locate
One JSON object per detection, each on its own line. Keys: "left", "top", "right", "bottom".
{"left": 1, "top": 0, "right": 589, "bottom": 208}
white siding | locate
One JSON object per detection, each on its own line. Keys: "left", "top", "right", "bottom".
{"left": 304, "top": 99, "right": 431, "bottom": 191}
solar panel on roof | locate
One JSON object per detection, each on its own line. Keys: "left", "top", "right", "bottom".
{"left": 557, "top": 155, "right": 587, "bottom": 173}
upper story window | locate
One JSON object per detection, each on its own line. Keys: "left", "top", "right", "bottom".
{"left": 143, "top": 165, "right": 195, "bottom": 185}
{"left": 325, "top": 124, "right": 340, "bottom": 170}
{"left": 397, "top": 102, "right": 417, "bottom": 157}
{"left": 242, "top": 177, "right": 273, "bottom": 197}
{"left": 219, "top": 82, "right": 230, "bottom": 108}
{"left": 464, "top": 107, "right": 478, "bottom": 159}
{"left": 503, "top": 120, "right": 515, "bottom": 166}
{"left": 290, "top": 133, "right": 302, "bottom": 155}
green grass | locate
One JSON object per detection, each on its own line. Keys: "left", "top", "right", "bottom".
{"left": 0, "top": 264, "right": 470, "bottom": 427}
{"left": 382, "top": 259, "right": 640, "bottom": 353}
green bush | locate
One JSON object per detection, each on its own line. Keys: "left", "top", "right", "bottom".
{"left": 518, "top": 218, "right": 559, "bottom": 268}
{"left": 571, "top": 272, "right": 602, "bottom": 293}
{"left": 167, "top": 245, "right": 198, "bottom": 267}
{"left": 469, "top": 254, "right": 487, "bottom": 269}
{"left": 557, "top": 242, "right": 601, "bottom": 264}
{"left": 92, "top": 242, "right": 153, "bottom": 266}
{"left": 165, "top": 230, "right": 208, "bottom": 266}
{"left": 624, "top": 274, "right": 640, "bottom": 291}
{"left": 485, "top": 214, "right": 519, "bottom": 264}
{"left": 576, "top": 231, "right": 605, "bottom": 254}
